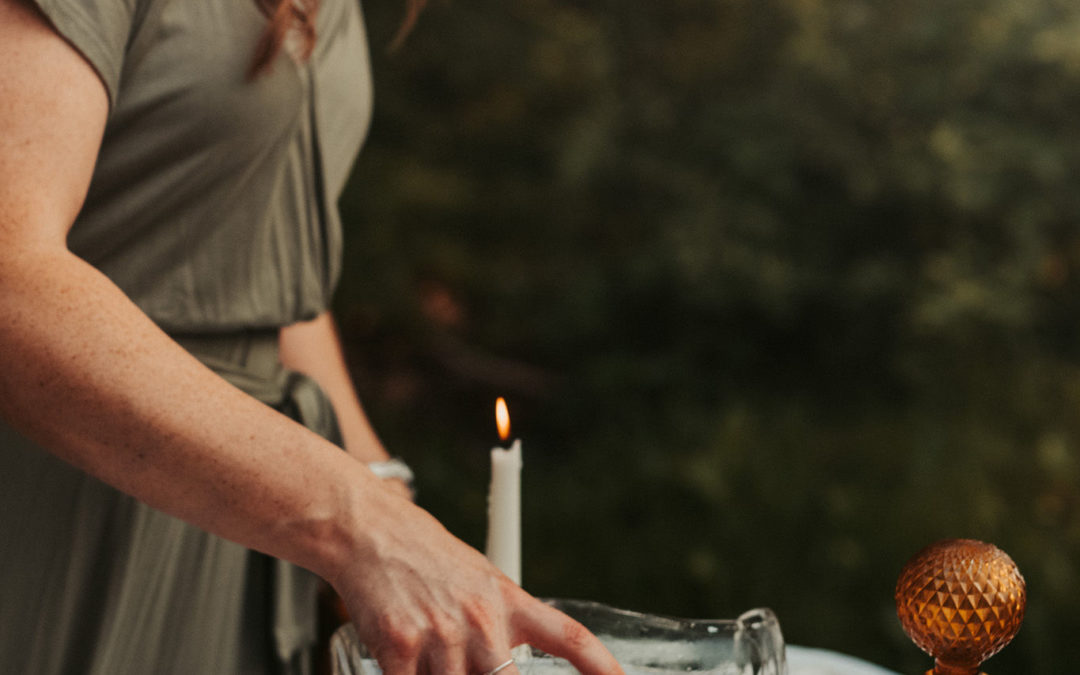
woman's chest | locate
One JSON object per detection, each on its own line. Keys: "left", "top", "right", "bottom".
{"left": 109, "top": 0, "right": 373, "bottom": 183}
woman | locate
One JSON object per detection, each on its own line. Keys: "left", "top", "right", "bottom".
{"left": 0, "top": 0, "right": 624, "bottom": 673}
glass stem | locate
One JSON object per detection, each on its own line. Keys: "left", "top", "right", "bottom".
{"left": 930, "top": 660, "right": 982, "bottom": 675}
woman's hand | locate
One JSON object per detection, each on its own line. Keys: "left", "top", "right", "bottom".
{"left": 380, "top": 477, "right": 416, "bottom": 501}
{"left": 329, "top": 492, "right": 623, "bottom": 675}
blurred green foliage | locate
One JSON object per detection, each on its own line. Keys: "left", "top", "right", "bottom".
{"left": 335, "top": 0, "right": 1080, "bottom": 670}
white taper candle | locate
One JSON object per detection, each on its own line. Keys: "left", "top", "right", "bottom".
{"left": 486, "top": 437, "right": 522, "bottom": 585}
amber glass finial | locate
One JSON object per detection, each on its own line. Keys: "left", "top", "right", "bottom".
{"left": 895, "top": 539, "right": 1026, "bottom": 675}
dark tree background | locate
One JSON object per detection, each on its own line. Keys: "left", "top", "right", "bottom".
{"left": 334, "top": 0, "right": 1080, "bottom": 670}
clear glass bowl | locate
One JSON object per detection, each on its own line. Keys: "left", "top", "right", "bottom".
{"left": 331, "top": 599, "right": 786, "bottom": 674}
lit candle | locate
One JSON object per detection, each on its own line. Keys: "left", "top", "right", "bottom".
{"left": 486, "top": 396, "right": 522, "bottom": 586}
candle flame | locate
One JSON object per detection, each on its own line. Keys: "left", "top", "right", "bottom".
{"left": 495, "top": 397, "right": 511, "bottom": 441}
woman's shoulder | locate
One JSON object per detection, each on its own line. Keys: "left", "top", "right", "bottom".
{"left": 28, "top": 0, "right": 155, "bottom": 106}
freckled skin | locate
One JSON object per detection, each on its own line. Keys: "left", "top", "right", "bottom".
{"left": 0, "top": 1, "right": 622, "bottom": 674}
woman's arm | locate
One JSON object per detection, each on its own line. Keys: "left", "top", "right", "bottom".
{"left": 0, "top": 2, "right": 622, "bottom": 674}
{"left": 0, "top": 0, "right": 362, "bottom": 589}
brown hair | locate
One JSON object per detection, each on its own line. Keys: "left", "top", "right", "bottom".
{"left": 249, "top": 0, "right": 429, "bottom": 76}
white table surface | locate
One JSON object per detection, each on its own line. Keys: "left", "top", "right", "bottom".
{"left": 787, "top": 645, "right": 899, "bottom": 675}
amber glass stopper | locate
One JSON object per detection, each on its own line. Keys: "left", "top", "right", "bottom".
{"left": 895, "top": 539, "right": 1026, "bottom": 675}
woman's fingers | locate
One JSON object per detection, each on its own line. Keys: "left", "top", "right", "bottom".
{"left": 511, "top": 596, "right": 624, "bottom": 675}
{"left": 475, "top": 656, "right": 520, "bottom": 675}
{"left": 368, "top": 647, "right": 420, "bottom": 675}
{"left": 334, "top": 493, "right": 622, "bottom": 675}
{"left": 364, "top": 619, "right": 423, "bottom": 675}
{"left": 358, "top": 587, "right": 622, "bottom": 675}
{"left": 372, "top": 614, "right": 520, "bottom": 675}
{"left": 419, "top": 641, "right": 468, "bottom": 675}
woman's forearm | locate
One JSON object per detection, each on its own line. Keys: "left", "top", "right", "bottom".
{"left": 0, "top": 248, "right": 379, "bottom": 583}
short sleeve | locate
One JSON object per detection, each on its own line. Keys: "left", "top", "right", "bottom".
{"left": 30, "top": 0, "right": 139, "bottom": 105}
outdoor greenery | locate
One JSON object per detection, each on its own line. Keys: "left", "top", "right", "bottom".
{"left": 334, "top": 0, "right": 1080, "bottom": 670}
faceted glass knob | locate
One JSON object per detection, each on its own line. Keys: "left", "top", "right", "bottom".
{"left": 895, "top": 539, "right": 1026, "bottom": 675}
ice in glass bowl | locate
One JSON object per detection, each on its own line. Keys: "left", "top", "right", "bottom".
{"left": 331, "top": 599, "right": 786, "bottom": 674}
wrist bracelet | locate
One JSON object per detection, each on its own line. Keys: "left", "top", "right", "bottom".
{"left": 367, "top": 457, "right": 415, "bottom": 498}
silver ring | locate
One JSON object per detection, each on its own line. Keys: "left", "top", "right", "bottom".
{"left": 482, "top": 658, "right": 515, "bottom": 675}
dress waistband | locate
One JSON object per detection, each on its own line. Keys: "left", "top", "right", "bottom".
{"left": 171, "top": 330, "right": 281, "bottom": 382}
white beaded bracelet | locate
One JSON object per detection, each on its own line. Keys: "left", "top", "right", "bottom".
{"left": 367, "top": 457, "right": 415, "bottom": 499}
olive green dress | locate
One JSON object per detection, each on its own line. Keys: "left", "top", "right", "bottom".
{"left": 0, "top": 0, "right": 372, "bottom": 672}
